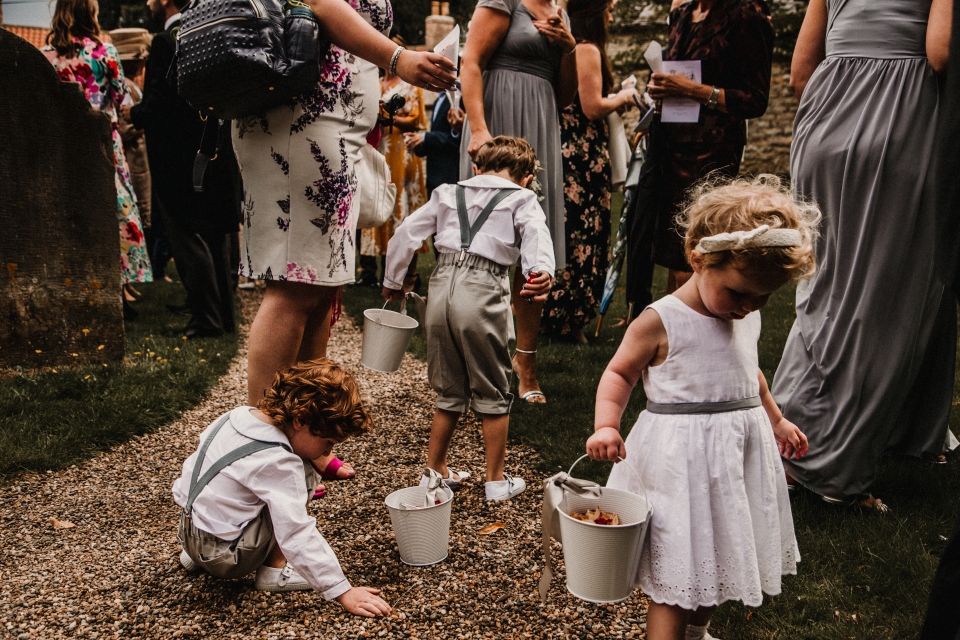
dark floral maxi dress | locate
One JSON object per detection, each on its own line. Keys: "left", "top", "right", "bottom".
{"left": 542, "top": 95, "right": 611, "bottom": 337}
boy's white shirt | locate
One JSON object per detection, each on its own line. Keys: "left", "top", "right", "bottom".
{"left": 382, "top": 175, "right": 556, "bottom": 290}
{"left": 172, "top": 407, "right": 350, "bottom": 600}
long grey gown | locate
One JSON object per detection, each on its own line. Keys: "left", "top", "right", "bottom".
{"left": 460, "top": 0, "right": 567, "bottom": 269}
{"left": 772, "top": 0, "right": 956, "bottom": 500}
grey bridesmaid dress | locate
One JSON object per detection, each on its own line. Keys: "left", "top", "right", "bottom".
{"left": 460, "top": 0, "right": 567, "bottom": 268}
{"left": 772, "top": 0, "right": 956, "bottom": 500}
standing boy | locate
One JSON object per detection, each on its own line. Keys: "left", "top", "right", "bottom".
{"left": 382, "top": 136, "right": 554, "bottom": 500}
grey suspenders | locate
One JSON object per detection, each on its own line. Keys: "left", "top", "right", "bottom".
{"left": 455, "top": 185, "right": 520, "bottom": 265}
{"left": 184, "top": 413, "right": 283, "bottom": 514}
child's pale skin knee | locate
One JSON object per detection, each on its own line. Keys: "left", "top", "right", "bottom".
{"left": 427, "top": 408, "right": 510, "bottom": 482}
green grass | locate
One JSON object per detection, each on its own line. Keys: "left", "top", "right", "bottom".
{"left": 342, "top": 192, "right": 960, "bottom": 639}
{"left": 0, "top": 268, "right": 239, "bottom": 480}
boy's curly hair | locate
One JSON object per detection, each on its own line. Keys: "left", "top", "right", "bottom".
{"left": 677, "top": 174, "right": 821, "bottom": 283}
{"left": 258, "top": 358, "right": 372, "bottom": 441}
{"left": 473, "top": 136, "right": 539, "bottom": 182}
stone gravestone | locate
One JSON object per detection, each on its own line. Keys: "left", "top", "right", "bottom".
{"left": 0, "top": 29, "right": 125, "bottom": 368}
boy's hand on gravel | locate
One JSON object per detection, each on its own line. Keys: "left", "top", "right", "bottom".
{"left": 586, "top": 427, "right": 626, "bottom": 462}
{"left": 336, "top": 587, "right": 392, "bottom": 617}
{"left": 381, "top": 287, "right": 403, "bottom": 302}
{"left": 520, "top": 270, "right": 551, "bottom": 303}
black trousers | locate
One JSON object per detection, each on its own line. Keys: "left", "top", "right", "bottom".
{"left": 624, "top": 152, "right": 660, "bottom": 318}
{"left": 161, "top": 204, "right": 235, "bottom": 334}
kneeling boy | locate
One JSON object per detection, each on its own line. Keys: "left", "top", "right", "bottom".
{"left": 172, "top": 358, "right": 390, "bottom": 617}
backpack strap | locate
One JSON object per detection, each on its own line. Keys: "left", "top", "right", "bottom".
{"left": 192, "top": 116, "right": 221, "bottom": 192}
{"left": 455, "top": 185, "right": 520, "bottom": 265}
{"left": 184, "top": 413, "right": 283, "bottom": 514}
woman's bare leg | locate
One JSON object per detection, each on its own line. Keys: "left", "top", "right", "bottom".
{"left": 511, "top": 269, "right": 545, "bottom": 402}
{"left": 246, "top": 280, "right": 332, "bottom": 406}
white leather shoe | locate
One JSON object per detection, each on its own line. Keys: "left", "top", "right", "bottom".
{"left": 485, "top": 474, "right": 526, "bottom": 501}
{"left": 179, "top": 550, "right": 200, "bottom": 573}
{"left": 254, "top": 564, "right": 312, "bottom": 592}
{"left": 418, "top": 467, "right": 470, "bottom": 489}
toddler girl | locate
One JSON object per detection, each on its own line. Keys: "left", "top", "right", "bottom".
{"left": 586, "top": 176, "right": 819, "bottom": 640}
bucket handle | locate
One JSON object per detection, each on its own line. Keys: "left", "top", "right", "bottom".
{"left": 567, "top": 454, "right": 649, "bottom": 510}
{"left": 371, "top": 297, "right": 407, "bottom": 327}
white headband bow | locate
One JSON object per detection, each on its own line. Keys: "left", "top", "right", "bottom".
{"left": 695, "top": 224, "right": 802, "bottom": 254}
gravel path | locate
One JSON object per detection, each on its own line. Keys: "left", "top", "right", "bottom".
{"left": 2, "top": 290, "right": 648, "bottom": 639}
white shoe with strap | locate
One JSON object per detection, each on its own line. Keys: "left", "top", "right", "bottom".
{"left": 254, "top": 564, "right": 312, "bottom": 592}
{"left": 418, "top": 467, "right": 470, "bottom": 490}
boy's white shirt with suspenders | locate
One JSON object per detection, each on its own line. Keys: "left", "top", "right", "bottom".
{"left": 382, "top": 174, "right": 556, "bottom": 290}
{"left": 172, "top": 406, "right": 351, "bottom": 599}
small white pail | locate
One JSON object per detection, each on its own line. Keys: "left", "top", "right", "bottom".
{"left": 384, "top": 485, "right": 454, "bottom": 566}
{"left": 361, "top": 299, "right": 418, "bottom": 373}
{"left": 557, "top": 456, "right": 652, "bottom": 603}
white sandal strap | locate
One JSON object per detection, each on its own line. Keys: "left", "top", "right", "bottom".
{"left": 514, "top": 348, "right": 536, "bottom": 354}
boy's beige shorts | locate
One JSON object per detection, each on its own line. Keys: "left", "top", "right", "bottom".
{"left": 178, "top": 461, "right": 318, "bottom": 578}
{"left": 426, "top": 253, "right": 515, "bottom": 415}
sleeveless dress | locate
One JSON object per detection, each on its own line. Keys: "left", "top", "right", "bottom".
{"left": 459, "top": 0, "right": 568, "bottom": 268}
{"left": 607, "top": 295, "right": 799, "bottom": 609}
{"left": 44, "top": 38, "right": 153, "bottom": 285}
{"left": 772, "top": 0, "right": 954, "bottom": 499}
{"left": 232, "top": 0, "right": 392, "bottom": 285}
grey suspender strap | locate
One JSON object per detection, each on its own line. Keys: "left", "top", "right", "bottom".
{"left": 645, "top": 396, "right": 762, "bottom": 415}
{"left": 184, "top": 413, "right": 282, "bottom": 513}
{"left": 455, "top": 185, "right": 520, "bottom": 265}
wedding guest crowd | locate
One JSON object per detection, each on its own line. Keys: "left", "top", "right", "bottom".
{"left": 38, "top": 0, "right": 960, "bottom": 628}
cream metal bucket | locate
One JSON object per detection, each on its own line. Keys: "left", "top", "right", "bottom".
{"left": 557, "top": 455, "right": 652, "bottom": 603}
{"left": 361, "top": 298, "right": 419, "bottom": 373}
{"left": 384, "top": 485, "right": 454, "bottom": 566}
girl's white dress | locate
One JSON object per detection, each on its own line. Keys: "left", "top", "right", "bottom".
{"left": 607, "top": 294, "right": 799, "bottom": 609}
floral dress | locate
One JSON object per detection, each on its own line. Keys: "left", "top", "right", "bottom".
{"left": 232, "top": 0, "right": 392, "bottom": 285}
{"left": 542, "top": 95, "right": 611, "bottom": 337}
{"left": 359, "top": 79, "right": 427, "bottom": 256}
{"left": 43, "top": 37, "right": 153, "bottom": 284}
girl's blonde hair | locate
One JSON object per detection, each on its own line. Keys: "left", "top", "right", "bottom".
{"left": 678, "top": 174, "right": 821, "bottom": 283}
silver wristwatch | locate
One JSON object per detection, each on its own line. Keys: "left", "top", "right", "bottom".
{"left": 706, "top": 86, "right": 720, "bottom": 110}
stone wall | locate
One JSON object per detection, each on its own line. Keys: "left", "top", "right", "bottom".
{"left": 741, "top": 62, "right": 797, "bottom": 176}
{"left": 0, "top": 29, "right": 125, "bottom": 369}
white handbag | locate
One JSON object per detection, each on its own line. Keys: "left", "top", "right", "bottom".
{"left": 354, "top": 144, "right": 397, "bottom": 229}
{"left": 606, "top": 110, "right": 630, "bottom": 189}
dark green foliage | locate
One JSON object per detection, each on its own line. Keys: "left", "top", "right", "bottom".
{"left": 0, "top": 270, "right": 239, "bottom": 480}
{"left": 610, "top": 0, "right": 806, "bottom": 74}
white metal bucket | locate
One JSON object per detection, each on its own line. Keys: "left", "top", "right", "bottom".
{"left": 384, "top": 485, "right": 454, "bottom": 566}
{"left": 361, "top": 300, "right": 418, "bottom": 373}
{"left": 557, "top": 455, "right": 653, "bottom": 603}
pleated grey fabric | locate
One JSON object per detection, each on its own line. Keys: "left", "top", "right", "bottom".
{"left": 460, "top": 0, "right": 567, "bottom": 268}
{"left": 772, "top": 0, "right": 956, "bottom": 500}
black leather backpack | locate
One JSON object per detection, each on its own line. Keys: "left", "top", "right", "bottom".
{"left": 175, "top": 0, "right": 326, "bottom": 119}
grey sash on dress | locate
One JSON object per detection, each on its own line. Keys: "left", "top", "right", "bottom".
{"left": 645, "top": 396, "right": 762, "bottom": 415}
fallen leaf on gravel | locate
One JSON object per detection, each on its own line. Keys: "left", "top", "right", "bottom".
{"left": 49, "top": 517, "right": 75, "bottom": 529}
{"left": 479, "top": 521, "right": 505, "bottom": 535}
